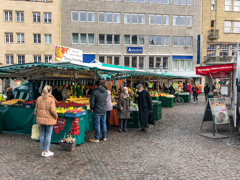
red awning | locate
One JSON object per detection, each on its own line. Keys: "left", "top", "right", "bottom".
{"left": 196, "top": 64, "right": 234, "bottom": 77}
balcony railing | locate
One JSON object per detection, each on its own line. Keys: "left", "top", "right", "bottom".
{"left": 204, "top": 56, "right": 234, "bottom": 64}
{"left": 208, "top": 29, "right": 219, "bottom": 40}
{"left": 12, "top": 0, "right": 53, "bottom": 2}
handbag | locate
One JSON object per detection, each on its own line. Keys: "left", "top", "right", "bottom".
{"left": 148, "top": 112, "right": 155, "bottom": 125}
{"left": 196, "top": 89, "right": 201, "bottom": 94}
{"left": 31, "top": 124, "right": 40, "bottom": 140}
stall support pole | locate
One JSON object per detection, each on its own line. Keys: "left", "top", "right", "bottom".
{"left": 158, "top": 77, "right": 160, "bottom": 92}
{"left": 131, "top": 75, "right": 133, "bottom": 91}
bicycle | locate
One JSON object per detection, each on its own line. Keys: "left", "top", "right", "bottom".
{"left": 174, "top": 92, "right": 184, "bottom": 105}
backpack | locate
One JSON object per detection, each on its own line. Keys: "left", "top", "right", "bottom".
{"left": 148, "top": 112, "right": 155, "bottom": 125}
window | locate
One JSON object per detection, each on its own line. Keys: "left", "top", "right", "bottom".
{"left": 124, "top": 57, "right": 130, "bottom": 67}
{"left": 124, "top": 0, "right": 130, "bottom": 2}
{"left": 187, "top": 0, "right": 193, "bottom": 5}
{"left": 172, "top": 36, "right": 179, "bottom": 46}
{"left": 163, "top": 15, "right": 169, "bottom": 25}
{"left": 5, "top": 33, "right": 13, "bottom": 43}
{"left": 139, "top": 35, "right": 145, "bottom": 45}
{"left": 106, "top": 12, "right": 113, "bottom": 23}
{"left": 163, "top": 0, "right": 169, "bottom": 4}
{"left": 156, "top": 15, "right": 162, "bottom": 25}
{"left": 225, "top": 0, "right": 232, "bottom": 11}
{"left": 17, "top": 33, "right": 24, "bottom": 43}
{"left": 149, "top": 0, "right": 155, "bottom": 3}
{"left": 124, "top": 35, "right": 130, "bottom": 45}
{"left": 132, "top": 0, "right": 138, "bottom": 2}
{"left": 224, "top": 21, "right": 232, "bottom": 33}
{"left": 179, "top": 60, "right": 185, "bottom": 71}
{"left": 173, "top": 16, "right": 179, "bottom": 26}
{"left": 179, "top": 36, "right": 185, "bottom": 46}
{"left": 180, "top": 16, "right": 185, "bottom": 26}
{"left": 114, "top": 13, "right": 121, "bottom": 23}
{"left": 6, "top": 55, "right": 13, "bottom": 65}
{"left": 107, "top": 56, "right": 112, "bottom": 64}
{"left": 139, "top": 14, "right": 145, "bottom": 24}
{"left": 72, "top": 11, "right": 79, "bottom": 21}
{"left": 186, "top": 36, "right": 192, "bottom": 47}
{"left": 44, "top": 13, "right": 51, "bottom": 23}
{"left": 186, "top": 60, "right": 192, "bottom": 70}
{"left": 45, "top": 55, "right": 52, "bottom": 63}
{"left": 234, "top": 22, "right": 240, "bottom": 33}
{"left": 107, "top": 34, "right": 113, "bottom": 44}
{"left": 18, "top": 55, "right": 25, "bottom": 64}
{"left": 163, "top": 36, "right": 169, "bottom": 46}
{"left": 173, "top": 0, "right": 179, "bottom": 5}
{"left": 211, "top": 20, "right": 216, "bottom": 29}
{"left": 219, "top": 45, "right": 230, "bottom": 56}
{"left": 155, "top": 57, "right": 161, "bottom": 68}
{"left": 114, "top": 56, "right": 120, "bottom": 65}
{"left": 207, "top": 45, "right": 217, "bottom": 57}
{"left": 232, "top": 45, "right": 240, "bottom": 56}
{"left": 80, "top": 34, "right": 87, "bottom": 44}
{"left": 172, "top": 60, "right": 178, "bottom": 71}
{"left": 149, "top": 36, "right": 155, "bottom": 45}
{"left": 139, "top": 0, "right": 145, "bottom": 3}
{"left": 163, "top": 57, "right": 168, "bottom": 69}
{"left": 80, "top": 11, "right": 87, "bottom": 22}
{"left": 180, "top": 0, "right": 186, "bottom": 5}
{"left": 34, "top": 34, "right": 41, "bottom": 44}
{"left": 124, "top": 13, "right": 130, "bottom": 23}
{"left": 34, "top": 55, "right": 41, "bottom": 63}
{"left": 211, "top": 0, "right": 216, "bottom": 10}
{"left": 5, "top": 11, "right": 12, "bottom": 21}
{"left": 149, "top": 57, "right": 154, "bottom": 69}
{"left": 72, "top": 33, "right": 79, "bottom": 44}
{"left": 99, "top": 56, "right": 105, "bottom": 63}
{"left": 132, "top": 57, "right": 137, "bottom": 68}
{"left": 88, "top": 34, "right": 95, "bottom": 44}
{"left": 139, "top": 56, "right": 144, "bottom": 69}
{"left": 149, "top": 14, "right": 155, "bottom": 24}
{"left": 187, "top": 16, "right": 192, "bottom": 26}
{"left": 33, "top": 12, "right": 40, "bottom": 22}
{"left": 132, "top": 35, "right": 138, "bottom": 45}
{"left": 132, "top": 14, "right": 138, "bottom": 24}
{"left": 235, "top": 0, "right": 240, "bottom": 11}
{"left": 99, "top": 12, "right": 105, "bottom": 22}
{"left": 156, "top": 36, "right": 162, "bottom": 45}
{"left": 114, "top": 35, "right": 120, "bottom": 44}
{"left": 44, "top": 34, "right": 52, "bottom": 44}
{"left": 99, "top": 34, "right": 105, "bottom": 44}
{"left": 16, "top": 11, "right": 24, "bottom": 22}
{"left": 88, "top": 12, "right": 95, "bottom": 22}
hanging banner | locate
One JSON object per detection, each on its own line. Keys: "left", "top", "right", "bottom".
{"left": 54, "top": 45, "right": 83, "bottom": 62}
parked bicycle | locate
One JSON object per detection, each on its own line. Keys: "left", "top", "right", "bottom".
{"left": 174, "top": 93, "right": 184, "bottom": 105}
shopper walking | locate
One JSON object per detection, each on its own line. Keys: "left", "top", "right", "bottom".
{"left": 90, "top": 81, "right": 108, "bottom": 142}
{"left": 192, "top": 84, "right": 199, "bottom": 103}
{"left": 169, "top": 85, "right": 175, "bottom": 95}
{"left": 6, "top": 87, "right": 14, "bottom": 100}
{"left": 204, "top": 83, "right": 210, "bottom": 101}
{"left": 62, "top": 84, "right": 71, "bottom": 101}
{"left": 105, "top": 86, "right": 112, "bottom": 129}
{"left": 186, "top": 82, "right": 193, "bottom": 99}
{"left": 117, "top": 87, "right": 130, "bottom": 132}
{"left": 135, "top": 84, "right": 152, "bottom": 132}
{"left": 35, "top": 85, "right": 58, "bottom": 157}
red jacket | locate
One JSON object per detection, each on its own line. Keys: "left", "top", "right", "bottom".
{"left": 186, "top": 84, "right": 192, "bottom": 93}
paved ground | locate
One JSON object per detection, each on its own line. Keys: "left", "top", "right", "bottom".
{"left": 1, "top": 96, "right": 240, "bottom": 180}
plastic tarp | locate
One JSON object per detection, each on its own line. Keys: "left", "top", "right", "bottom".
{"left": 196, "top": 64, "right": 234, "bottom": 77}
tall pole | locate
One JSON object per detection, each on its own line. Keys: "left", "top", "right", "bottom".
{"left": 131, "top": 74, "right": 133, "bottom": 91}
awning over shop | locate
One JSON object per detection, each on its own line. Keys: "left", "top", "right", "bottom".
{"left": 196, "top": 64, "right": 234, "bottom": 77}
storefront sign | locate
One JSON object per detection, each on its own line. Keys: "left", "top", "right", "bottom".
{"left": 196, "top": 64, "right": 234, "bottom": 76}
{"left": 127, "top": 47, "right": 143, "bottom": 53}
{"left": 54, "top": 45, "right": 83, "bottom": 62}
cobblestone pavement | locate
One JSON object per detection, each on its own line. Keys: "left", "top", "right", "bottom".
{"left": 1, "top": 96, "right": 240, "bottom": 180}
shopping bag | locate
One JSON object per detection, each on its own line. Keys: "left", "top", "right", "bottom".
{"left": 148, "top": 112, "right": 155, "bottom": 125}
{"left": 196, "top": 89, "right": 201, "bottom": 94}
{"left": 31, "top": 124, "right": 40, "bottom": 140}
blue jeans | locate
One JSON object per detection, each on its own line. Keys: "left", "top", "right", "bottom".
{"left": 93, "top": 113, "right": 107, "bottom": 140}
{"left": 40, "top": 125, "right": 53, "bottom": 152}
{"left": 106, "top": 111, "right": 111, "bottom": 129}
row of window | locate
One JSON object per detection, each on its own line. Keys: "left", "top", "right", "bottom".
{"left": 224, "top": 0, "right": 240, "bottom": 11}
{"left": 103, "top": 0, "right": 194, "bottom": 5}
{"left": 72, "top": 33, "right": 193, "bottom": 47}
{"left": 71, "top": 11, "right": 193, "bottom": 26}
{"left": 4, "top": 11, "right": 51, "bottom": 23}
{"left": 5, "top": 55, "right": 52, "bottom": 65}
{"left": 207, "top": 44, "right": 239, "bottom": 57}
{"left": 224, "top": 21, "right": 240, "bottom": 33}
{"left": 5, "top": 33, "right": 52, "bottom": 44}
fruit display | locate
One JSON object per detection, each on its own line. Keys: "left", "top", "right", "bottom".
{"left": 23, "top": 100, "right": 37, "bottom": 105}
{"left": 65, "top": 108, "right": 85, "bottom": 114}
{"left": 130, "top": 102, "right": 138, "bottom": 108}
{"left": 56, "top": 101, "right": 86, "bottom": 108}
{"left": 1, "top": 99, "right": 25, "bottom": 105}
{"left": 56, "top": 107, "right": 85, "bottom": 114}
{"left": 150, "top": 91, "right": 159, "bottom": 97}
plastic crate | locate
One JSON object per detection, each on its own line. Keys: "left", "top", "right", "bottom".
{"left": 65, "top": 110, "right": 87, "bottom": 117}
{"left": 127, "top": 117, "right": 141, "bottom": 128}
{"left": 151, "top": 97, "right": 159, "bottom": 101}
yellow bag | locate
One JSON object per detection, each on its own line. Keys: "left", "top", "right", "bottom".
{"left": 31, "top": 124, "right": 40, "bottom": 140}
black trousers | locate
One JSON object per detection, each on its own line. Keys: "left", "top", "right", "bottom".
{"left": 119, "top": 119, "right": 128, "bottom": 130}
{"left": 205, "top": 93, "right": 209, "bottom": 101}
{"left": 141, "top": 122, "right": 149, "bottom": 129}
{"left": 193, "top": 96, "right": 198, "bottom": 102}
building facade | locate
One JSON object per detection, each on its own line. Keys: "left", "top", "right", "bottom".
{"left": 1, "top": 0, "right": 61, "bottom": 90}
{"left": 61, "top": 0, "right": 201, "bottom": 80}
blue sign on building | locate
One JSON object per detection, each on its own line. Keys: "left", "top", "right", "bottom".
{"left": 127, "top": 47, "right": 143, "bottom": 53}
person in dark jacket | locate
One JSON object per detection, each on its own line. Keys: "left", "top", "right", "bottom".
{"left": 89, "top": 81, "right": 108, "bottom": 142}
{"left": 83, "top": 84, "right": 93, "bottom": 97}
{"left": 52, "top": 86, "right": 63, "bottom": 101}
{"left": 135, "top": 84, "right": 152, "bottom": 132}
{"left": 212, "top": 82, "right": 216, "bottom": 92}
{"left": 169, "top": 85, "right": 175, "bottom": 95}
{"left": 204, "top": 83, "right": 210, "bottom": 101}
{"left": 117, "top": 87, "right": 130, "bottom": 132}
{"left": 6, "top": 87, "right": 14, "bottom": 100}
{"left": 192, "top": 84, "right": 199, "bottom": 103}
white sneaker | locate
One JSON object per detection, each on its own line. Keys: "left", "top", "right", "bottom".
{"left": 44, "top": 151, "right": 54, "bottom": 157}
{"left": 194, "top": 102, "right": 195, "bottom": 103}
{"left": 41, "top": 152, "right": 45, "bottom": 157}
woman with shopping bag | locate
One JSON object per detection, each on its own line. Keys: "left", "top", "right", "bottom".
{"left": 35, "top": 85, "right": 58, "bottom": 157}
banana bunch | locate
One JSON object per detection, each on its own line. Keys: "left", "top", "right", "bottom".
{"left": 1, "top": 99, "right": 25, "bottom": 105}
